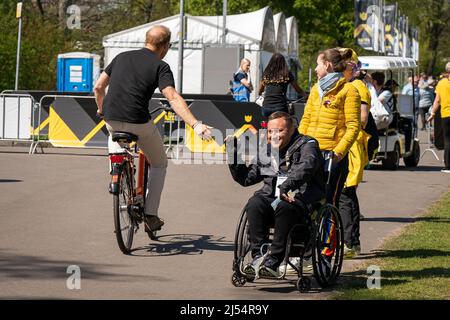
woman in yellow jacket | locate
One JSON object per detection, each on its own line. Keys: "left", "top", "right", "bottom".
{"left": 299, "top": 48, "right": 361, "bottom": 206}
{"left": 338, "top": 49, "right": 371, "bottom": 258}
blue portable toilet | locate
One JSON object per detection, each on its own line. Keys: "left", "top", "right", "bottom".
{"left": 57, "top": 52, "right": 101, "bottom": 92}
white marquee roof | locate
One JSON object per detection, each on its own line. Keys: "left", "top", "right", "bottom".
{"left": 103, "top": 7, "right": 277, "bottom": 52}
{"left": 273, "top": 13, "right": 288, "bottom": 55}
{"left": 286, "top": 17, "right": 299, "bottom": 57}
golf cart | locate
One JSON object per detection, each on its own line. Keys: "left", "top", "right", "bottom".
{"left": 359, "top": 56, "right": 421, "bottom": 170}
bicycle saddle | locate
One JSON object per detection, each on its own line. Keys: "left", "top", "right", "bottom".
{"left": 111, "top": 132, "right": 138, "bottom": 143}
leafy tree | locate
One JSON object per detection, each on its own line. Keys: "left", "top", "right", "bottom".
{"left": 1, "top": 0, "right": 448, "bottom": 91}
{"left": 292, "top": 0, "right": 355, "bottom": 88}
{"left": 395, "top": 0, "right": 450, "bottom": 75}
{"left": 0, "top": 2, "right": 69, "bottom": 91}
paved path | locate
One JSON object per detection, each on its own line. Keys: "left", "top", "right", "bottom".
{"left": 0, "top": 132, "right": 448, "bottom": 299}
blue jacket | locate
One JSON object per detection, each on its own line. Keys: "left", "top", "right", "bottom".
{"left": 232, "top": 71, "right": 250, "bottom": 102}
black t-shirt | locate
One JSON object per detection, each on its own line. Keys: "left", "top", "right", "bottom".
{"left": 263, "top": 71, "right": 295, "bottom": 108}
{"left": 103, "top": 48, "right": 175, "bottom": 124}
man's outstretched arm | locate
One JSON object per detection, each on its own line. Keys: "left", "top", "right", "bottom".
{"left": 162, "top": 86, "right": 212, "bottom": 139}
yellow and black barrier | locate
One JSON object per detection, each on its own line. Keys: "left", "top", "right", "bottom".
{"left": 23, "top": 92, "right": 306, "bottom": 152}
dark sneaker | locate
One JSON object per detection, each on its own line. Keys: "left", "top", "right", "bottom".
{"left": 145, "top": 215, "right": 164, "bottom": 232}
{"left": 259, "top": 255, "right": 281, "bottom": 278}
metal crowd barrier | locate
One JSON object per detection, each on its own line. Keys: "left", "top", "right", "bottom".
{"left": 0, "top": 91, "right": 237, "bottom": 160}
{"left": 0, "top": 92, "right": 38, "bottom": 154}
{"left": 29, "top": 94, "right": 187, "bottom": 158}
{"left": 151, "top": 97, "right": 194, "bottom": 159}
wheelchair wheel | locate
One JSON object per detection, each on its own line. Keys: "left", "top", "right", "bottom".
{"left": 231, "top": 272, "right": 246, "bottom": 287}
{"left": 234, "top": 207, "right": 250, "bottom": 260}
{"left": 296, "top": 277, "right": 311, "bottom": 293}
{"left": 312, "top": 204, "right": 344, "bottom": 287}
{"left": 232, "top": 207, "right": 254, "bottom": 283}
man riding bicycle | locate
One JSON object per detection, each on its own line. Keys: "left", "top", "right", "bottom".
{"left": 94, "top": 25, "right": 212, "bottom": 234}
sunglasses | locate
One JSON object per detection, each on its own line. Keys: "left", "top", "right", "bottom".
{"left": 347, "top": 61, "right": 361, "bottom": 73}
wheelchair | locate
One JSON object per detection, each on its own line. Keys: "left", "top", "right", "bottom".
{"left": 231, "top": 200, "right": 344, "bottom": 293}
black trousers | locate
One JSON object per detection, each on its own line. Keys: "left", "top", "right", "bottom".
{"left": 443, "top": 117, "right": 450, "bottom": 169}
{"left": 339, "top": 186, "right": 361, "bottom": 247}
{"left": 323, "top": 153, "right": 349, "bottom": 207}
{"left": 246, "top": 194, "right": 308, "bottom": 261}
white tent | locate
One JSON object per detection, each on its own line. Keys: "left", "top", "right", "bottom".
{"left": 285, "top": 16, "right": 301, "bottom": 99}
{"left": 286, "top": 16, "right": 299, "bottom": 60}
{"left": 273, "top": 13, "right": 288, "bottom": 56}
{"left": 103, "top": 7, "right": 298, "bottom": 99}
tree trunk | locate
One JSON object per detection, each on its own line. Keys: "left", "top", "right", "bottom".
{"left": 427, "top": 35, "right": 439, "bottom": 75}
{"left": 58, "top": 0, "right": 66, "bottom": 29}
{"left": 145, "top": 1, "right": 154, "bottom": 23}
{"left": 32, "top": 0, "right": 45, "bottom": 16}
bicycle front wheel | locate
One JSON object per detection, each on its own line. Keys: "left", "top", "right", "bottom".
{"left": 113, "top": 165, "right": 135, "bottom": 254}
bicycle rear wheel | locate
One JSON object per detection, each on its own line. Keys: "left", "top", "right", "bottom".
{"left": 113, "top": 164, "right": 135, "bottom": 254}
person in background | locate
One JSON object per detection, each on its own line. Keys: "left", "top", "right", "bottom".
{"left": 232, "top": 58, "right": 253, "bottom": 102}
{"left": 385, "top": 79, "right": 400, "bottom": 123}
{"left": 428, "top": 76, "right": 437, "bottom": 90}
{"left": 402, "top": 75, "right": 420, "bottom": 97}
{"left": 299, "top": 48, "right": 361, "bottom": 207}
{"left": 371, "top": 72, "right": 397, "bottom": 129}
{"left": 385, "top": 79, "right": 399, "bottom": 102}
{"left": 338, "top": 48, "right": 371, "bottom": 258}
{"left": 419, "top": 73, "right": 428, "bottom": 86}
{"left": 418, "top": 78, "right": 435, "bottom": 130}
{"left": 258, "top": 53, "right": 307, "bottom": 118}
{"left": 402, "top": 75, "right": 420, "bottom": 122}
{"left": 372, "top": 72, "right": 396, "bottom": 109}
{"left": 427, "top": 62, "right": 450, "bottom": 173}
{"left": 370, "top": 72, "right": 385, "bottom": 97}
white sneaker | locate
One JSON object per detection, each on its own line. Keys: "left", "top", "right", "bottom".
{"left": 441, "top": 169, "right": 450, "bottom": 173}
{"left": 283, "top": 257, "right": 313, "bottom": 275}
{"left": 303, "top": 257, "right": 313, "bottom": 273}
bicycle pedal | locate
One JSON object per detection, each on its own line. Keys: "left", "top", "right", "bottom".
{"left": 128, "top": 205, "right": 144, "bottom": 221}
{"left": 130, "top": 204, "right": 139, "bottom": 212}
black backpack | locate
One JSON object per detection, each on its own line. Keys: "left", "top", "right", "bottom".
{"left": 364, "top": 112, "right": 379, "bottom": 160}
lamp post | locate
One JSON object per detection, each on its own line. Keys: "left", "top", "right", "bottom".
{"left": 15, "top": 1, "right": 23, "bottom": 91}
{"left": 177, "top": 0, "right": 184, "bottom": 94}
{"left": 222, "top": 0, "right": 227, "bottom": 44}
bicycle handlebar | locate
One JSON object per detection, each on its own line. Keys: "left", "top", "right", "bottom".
{"left": 150, "top": 101, "right": 173, "bottom": 115}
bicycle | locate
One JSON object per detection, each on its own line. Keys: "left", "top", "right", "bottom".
{"left": 107, "top": 103, "right": 173, "bottom": 254}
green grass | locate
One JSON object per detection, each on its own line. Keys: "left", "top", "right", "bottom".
{"left": 332, "top": 189, "right": 450, "bottom": 300}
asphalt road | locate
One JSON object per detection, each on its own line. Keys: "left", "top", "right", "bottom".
{"left": 0, "top": 132, "right": 448, "bottom": 299}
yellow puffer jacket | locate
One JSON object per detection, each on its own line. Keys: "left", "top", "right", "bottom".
{"left": 346, "top": 80, "right": 371, "bottom": 187}
{"left": 346, "top": 130, "right": 370, "bottom": 187}
{"left": 299, "top": 77, "right": 361, "bottom": 156}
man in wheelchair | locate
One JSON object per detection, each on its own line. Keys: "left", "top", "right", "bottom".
{"left": 227, "top": 111, "right": 325, "bottom": 278}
